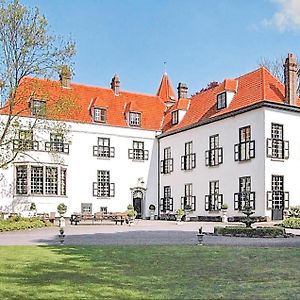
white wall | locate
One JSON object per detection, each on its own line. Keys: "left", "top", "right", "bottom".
{"left": 159, "top": 108, "right": 266, "bottom": 218}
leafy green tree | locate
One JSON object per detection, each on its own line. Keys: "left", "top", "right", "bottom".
{"left": 0, "top": 0, "right": 75, "bottom": 169}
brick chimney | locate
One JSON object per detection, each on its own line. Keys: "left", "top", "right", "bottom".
{"left": 59, "top": 65, "right": 72, "bottom": 88}
{"left": 177, "top": 82, "right": 188, "bottom": 99}
{"left": 284, "top": 53, "right": 298, "bottom": 105}
{"left": 111, "top": 74, "right": 120, "bottom": 96}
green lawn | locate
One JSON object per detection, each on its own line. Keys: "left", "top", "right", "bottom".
{"left": 0, "top": 245, "right": 299, "bottom": 299}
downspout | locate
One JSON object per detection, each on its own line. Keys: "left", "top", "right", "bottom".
{"left": 157, "top": 137, "right": 161, "bottom": 219}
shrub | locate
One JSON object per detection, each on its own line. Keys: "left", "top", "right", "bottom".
{"left": 175, "top": 208, "right": 184, "bottom": 217}
{"left": 214, "top": 226, "right": 286, "bottom": 237}
{"left": 281, "top": 217, "right": 300, "bottom": 229}
{"left": 0, "top": 217, "right": 48, "bottom": 232}
{"left": 289, "top": 206, "right": 300, "bottom": 218}
{"left": 57, "top": 203, "right": 67, "bottom": 215}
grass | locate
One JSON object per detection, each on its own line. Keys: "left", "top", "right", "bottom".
{"left": 0, "top": 245, "right": 299, "bottom": 299}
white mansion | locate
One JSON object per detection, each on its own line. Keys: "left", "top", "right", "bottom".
{"left": 0, "top": 53, "right": 299, "bottom": 221}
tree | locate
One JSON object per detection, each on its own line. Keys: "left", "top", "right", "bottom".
{"left": 258, "top": 55, "right": 300, "bottom": 93}
{"left": 0, "top": 0, "right": 76, "bottom": 169}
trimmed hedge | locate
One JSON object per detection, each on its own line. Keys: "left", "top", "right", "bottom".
{"left": 281, "top": 217, "right": 300, "bottom": 229}
{"left": 214, "top": 226, "right": 286, "bottom": 238}
{"left": 0, "top": 217, "right": 49, "bottom": 232}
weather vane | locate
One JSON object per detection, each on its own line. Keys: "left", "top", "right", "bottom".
{"left": 163, "top": 61, "right": 167, "bottom": 74}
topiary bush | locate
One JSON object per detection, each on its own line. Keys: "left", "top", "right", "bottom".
{"left": 214, "top": 226, "right": 286, "bottom": 237}
{"left": 281, "top": 217, "right": 300, "bottom": 229}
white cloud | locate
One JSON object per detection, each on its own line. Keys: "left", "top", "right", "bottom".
{"left": 263, "top": 0, "right": 300, "bottom": 31}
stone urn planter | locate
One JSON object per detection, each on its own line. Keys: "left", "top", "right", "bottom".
{"left": 149, "top": 204, "right": 156, "bottom": 221}
{"left": 175, "top": 208, "right": 184, "bottom": 225}
{"left": 221, "top": 203, "right": 228, "bottom": 223}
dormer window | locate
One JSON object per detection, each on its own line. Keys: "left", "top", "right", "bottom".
{"left": 129, "top": 112, "right": 141, "bottom": 127}
{"left": 171, "top": 110, "right": 179, "bottom": 125}
{"left": 217, "top": 92, "right": 227, "bottom": 110}
{"left": 94, "top": 108, "right": 106, "bottom": 123}
{"left": 31, "top": 99, "right": 46, "bottom": 116}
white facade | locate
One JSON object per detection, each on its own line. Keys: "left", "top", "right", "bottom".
{"left": 0, "top": 117, "right": 160, "bottom": 218}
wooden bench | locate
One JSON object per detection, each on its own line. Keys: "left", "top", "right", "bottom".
{"left": 70, "top": 212, "right": 128, "bottom": 225}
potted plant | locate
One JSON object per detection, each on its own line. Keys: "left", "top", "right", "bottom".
{"left": 127, "top": 204, "right": 137, "bottom": 225}
{"left": 221, "top": 203, "right": 228, "bottom": 223}
{"left": 29, "top": 202, "right": 36, "bottom": 217}
{"left": 184, "top": 204, "right": 192, "bottom": 222}
{"left": 57, "top": 203, "right": 67, "bottom": 216}
{"left": 175, "top": 208, "right": 184, "bottom": 224}
{"left": 149, "top": 204, "right": 156, "bottom": 220}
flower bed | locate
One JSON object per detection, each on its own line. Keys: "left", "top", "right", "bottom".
{"left": 281, "top": 217, "right": 300, "bottom": 229}
{"left": 0, "top": 217, "right": 49, "bottom": 232}
{"left": 214, "top": 226, "right": 287, "bottom": 238}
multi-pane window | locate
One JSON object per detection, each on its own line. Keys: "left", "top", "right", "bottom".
{"left": 93, "top": 170, "right": 115, "bottom": 198}
{"left": 81, "top": 203, "right": 92, "bottom": 214}
{"left": 45, "top": 133, "right": 69, "bottom": 154}
{"left": 30, "top": 166, "right": 43, "bottom": 194}
{"left": 100, "top": 206, "right": 108, "bottom": 213}
{"left": 234, "top": 176, "right": 255, "bottom": 210}
{"left": 160, "top": 186, "right": 173, "bottom": 212}
{"left": 217, "top": 92, "right": 226, "bottom": 109}
{"left": 205, "top": 134, "right": 223, "bottom": 166}
{"left": 128, "top": 141, "right": 149, "bottom": 161}
{"left": 45, "top": 167, "right": 58, "bottom": 195}
{"left": 31, "top": 99, "right": 46, "bottom": 116}
{"left": 267, "top": 123, "right": 289, "bottom": 159}
{"left": 94, "top": 108, "right": 106, "bottom": 123}
{"left": 93, "top": 137, "right": 115, "bottom": 158}
{"left": 181, "top": 183, "right": 196, "bottom": 210}
{"left": 181, "top": 141, "right": 196, "bottom": 170}
{"left": 160, "top": 147, "right": 174, "bottom": 174}
{"left": 15, "top": 165, "right": 66, "bottom": 196}
{"left": 205, "top": 181, "right": 223, "bottom": 211}
{"left": 16, "top": 166, "right": 28, "bottom": 195}
{"left": 129, "top": 112, "right": 141, "bottom": 127}
{"left": 267, "top": 175, "right": 289, "bottom": 210}
{"left": 60, "top": 168, "right": 67, "bottom": 196}
{"left": 234, "top": 126, "right": 255, "bottom": 161}
{"left": 13, "top": 130, "right": 39, "bottom": 151}
{"left": 172, "top": 110, "right": 179, "bottom": 125}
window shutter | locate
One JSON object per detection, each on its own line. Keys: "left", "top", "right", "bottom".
{"left": 250, "top": 192, "right": 255, "bottom": 210}
{"left": 169, "top": 197, "right": 173, "bottom": 211}
{"left": 218, "top": 194, "right": 223, "bottom": 210}
{"left": 234, "top": 144, "right": 239, "bottom": 161}
{"left": 205, "top": 195, "right": 209, "bottom": 211}
{"left": 181, "top": 156, "right": 185, "bottom": 170}
{"left": 249, "top": 140, "right": 255, "bottom": 158}
{"left": 144, "top": 150, "right": 149, "bottom": 160}
{"left": 192, "top": 153, "right": 196, "bottom": 168}
{"left": 181, "top": 197, "right": 185, "bottom": 209}
{"left": 93, "top": 182, "right": 98, "bottom": 197}
{"left": 93, "top": 146, "right": 99, "bottom": 157}
{"left": 218, "top": 148, "right": 223, "bottom": 164}
{"left": 110, "top": 183, "right": 115, "bottom": 197}
{"left": 191, "top": 196, "right": 196, "bottom": 211}
{"left": 45, "top": 142, "right": 50, "bottom": 152}
{"left": 110, "top": 147, "right": 115, "bottom": 158}
{"left": 234, "top": 193, "right": 239, "bottom": 210}
{"left": 266, "top": 138, "right": 272, "bottom": 157}
{"left": 33, "top": 141, "right": 39, "bottom": 151}
{"left": 160, "top": 198, "right": 164, "bottom": 212}
{"left": 63, "top": 143, "right": 70, "bottom": 154}
{"left": 205, "top": 150, "right": 210, "bottom": 166}
{"left": 160, "top": 160, "right": 165, "bottom": 174}
{"left": 128, "top": 148, "right": 133, "bottom": 159}
{"left": 284, "top": 140, "right": 289, "bottom": 159}
{"left": 284, "top": 192, "right": 289, "bottom": 209}
{"left": 267, "top": 191, "right": 273, "bottom": 209}
{"left": 170, "top": 158, "right": 174, "bottom": 172}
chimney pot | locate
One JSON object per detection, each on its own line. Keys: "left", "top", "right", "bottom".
{"left": 111, "top": 74, "right": 120, "bottom": 96}
{"left": 177, "top": 82, "right": 188, "bottom": 99}
{"left": 59, "top": 65, "right": 72, "bottom": 88}
{"left": 284, "top": 53, "right": 298, "bottom": 105}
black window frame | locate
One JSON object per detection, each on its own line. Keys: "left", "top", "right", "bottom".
{"left": 217, "top": 92, "right": 227, "bottom": 110}
{"left": 171, "top": 110, "right": 179, "bottom": 125}
{"left": 45, "top": 133, "right": 69, "bottom": 154}
{"left": 160, "top": 186, "right": 174, "bottom": 212}
{"left": 128, "top": 140, "right": 149, "bottom": 161}
{"left": 13, "top": 129, "right": 39, "bottom": 151}
{"left": 234, "top": 176, "right": 255, "bottom": 210}
{"left": 93, "top": 107, "right": 107, "bottom": 123}
{"left": 205, "top": 180, "right": 223, "bottom": 211}
{"left": 93, "top": 170, "right": 115, "bottom": 198}
{"left": 181, "top": 183, "right": 196, "bottom": 211}
{"left": 205, "top": 134, "right": 223, "bottom": 166}
{"left": 181, "top": 141, "right": 196, "bottom": 170}
{"left": 93, "top": 137, "right": 115, "bottom": 158}
{"left": 81, "top": 203, "right": 92, "bottom": 214}
{"left": 267, "top": 175, "right": 289, "bottom": 210}
{"left": 234, "top": 126, "right": 255, "bottom": 161}
{"left": 16, "top": 165, "right": 28, "bottom": 195}
{"left": 266, "top": 123, "right": 289, "bottom": 160}
{"left": 30, "top": 99, "right": 46, "bottom": 117}
{"left": 160, "top": 147, "right": 174, "bottom": 174}
{"left": 129, "top": 112, "right": 141, "bottom": 127}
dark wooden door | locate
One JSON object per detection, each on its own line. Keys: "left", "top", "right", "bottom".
{"left": 133, "top": 198, "right": 142, "bottom": 219}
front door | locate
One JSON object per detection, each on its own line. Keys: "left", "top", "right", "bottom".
{"left": 133, "top": 190, "right": 143, "bottom": 219}
{"left": 271, "top": 175, "right": 284, "bottom": 220}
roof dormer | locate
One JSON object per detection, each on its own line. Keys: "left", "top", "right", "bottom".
{"left": 216, "top": 79, "right": 238, "bottom": 110}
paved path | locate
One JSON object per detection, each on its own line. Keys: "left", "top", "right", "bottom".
{"left": 0, "top": 220, "right": 300, "bottom": 247}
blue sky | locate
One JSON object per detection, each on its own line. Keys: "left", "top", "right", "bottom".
{"left": 21, "top": 0, "right": 299, "bottom": 96}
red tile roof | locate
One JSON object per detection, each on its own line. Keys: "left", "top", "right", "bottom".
{"left": 2, "top": 77, "right": 166, "bottom": 131}
{"left": 162, "top": 67, "right": 300, "bottom": 132}
{"left": 156, "top": 73, "right": 177, "bottom": 103}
